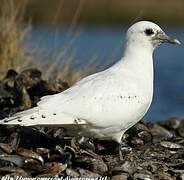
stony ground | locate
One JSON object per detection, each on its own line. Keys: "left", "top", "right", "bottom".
{"left": 0, "top": 69, "right": 184, "bottom": 179}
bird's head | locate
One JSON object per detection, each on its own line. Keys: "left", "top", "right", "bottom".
{"left": 126, "top": 21, "right": 181, "bottom": 50}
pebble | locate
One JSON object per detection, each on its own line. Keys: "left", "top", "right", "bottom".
{"left": 37, "top": 162, "right": 67, "bottom": 177}
{"left": 133, "top": 173, "right": 152, "bottom": 180}
{"left": 0, "top": 166, "right": 29, "bottom": 176}
{"left": 131, "top": 137, "right": 144, "bottom": 146}
{"left": 121, "top": 161, "right": 135, "bottom": 174}
{"left": 78, "top": 168, "right": 101, "bottom": 177}
{"left": 163, "top": 117, "right": 181, "bottom": 130}
{"left": 0, "top": 69, "right": 184, "bottom": 178}
{"left": 16, "top": 147, "right": 44, "bottom": 165}
{"left": 149, "top": 124, "right": 174, "bottom": 141}
{"left": 138, "top": 131, "right": 153, "bottom": 143}
{"left": 178, "top": 121, "right": 184, "bottom": 137}
{"left": 111, "top": 173, "right": 128, "bottom": 180}
{"left": 160, "top": 141, "right": 183, "bottom": 149}
{"left": 66, "top": 168, "right": 80, "bottom": 177}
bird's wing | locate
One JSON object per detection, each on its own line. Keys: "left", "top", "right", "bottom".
{"left": 1, "top": 68, "right": 143, "bottom": 128}
{"left": 1, "top": 70, "right": 116, "bottom": 126}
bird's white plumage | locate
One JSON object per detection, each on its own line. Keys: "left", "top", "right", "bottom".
{"left": 1, "top": 21, "right": 178, "bottom": 143}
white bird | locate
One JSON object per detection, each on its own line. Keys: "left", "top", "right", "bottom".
{"left": 1, "top": 21, "right": 181, "bottom": 157}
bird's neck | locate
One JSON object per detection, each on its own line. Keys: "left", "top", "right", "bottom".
{"left": 111, "top": 42, "right": 154, "bottom": 91}
{"left": 124, "top": 41, "right": 154, "bottom": 59}
{"left": 123, "top": 42, "right": 153, "bottom": 71}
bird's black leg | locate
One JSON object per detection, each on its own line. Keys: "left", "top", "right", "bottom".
{"left": 119, "top": 142, "right": 132, "bottom": 160}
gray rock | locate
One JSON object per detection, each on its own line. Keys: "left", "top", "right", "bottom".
{"left": 78, "top": 168, "right": 101, "bottom": 177}
{"left": 37, "top": 162, "right": 67, "bottom": 177}
{"left": 163, "top": 117, "right": 181, "bottom": 130}
{"left": 66, "top": 168, "right": 80, "bottom": 177}
{"left": 150, "top": 124, "right": 174, "bottom": 141}
{"left": 16, "top": 147, "right": 44, "bottom": 165}
{"left": 111, "top": 173, "right": 129, "bottom": 180}
{"left": 133, "top": 173, "right": 152, "bottom": 180}
{"left": 131, "top": 137, "right": 144, "bottom": 146}
{"left": 0, "top": 166, "right": 29, "bottom": 176}
{"left": 160, "top": 141, "right": 183, "bottom": 149}
{"left": 121, "top": 161, "right": 136, "bottom": 174}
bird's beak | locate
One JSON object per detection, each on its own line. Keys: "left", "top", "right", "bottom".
{"left": 156, "top": 32, "right": 181, "bottom": 45}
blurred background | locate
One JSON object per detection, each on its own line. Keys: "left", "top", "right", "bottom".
{"left": 0, "top": 0, "right": 184, "bottom": 121}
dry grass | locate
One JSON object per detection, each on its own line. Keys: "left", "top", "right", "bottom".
{"left": 42, "top": 38, "right": 100, "bottom": 85}
{"left": 42, "top": 0, "right": 99, "bottom": 85}
{"left": 0, "top": 0, "right": 92, "bottom": 85}
{"left": 47, "top": 55, "right": 102, "bottom": 85}
{"left": 0, "top": 0, "right": 110, "bottom": 85}
{"left": 0, "top": 0, "right": 30, "bottom": 77}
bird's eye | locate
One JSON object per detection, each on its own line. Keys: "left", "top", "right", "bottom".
{"left": 145, "top": 29, "right": 154, "bottom": 36}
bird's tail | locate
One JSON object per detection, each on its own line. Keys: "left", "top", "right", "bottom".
{"left": 0, "top": 107, "right": 86, "bottom": 126}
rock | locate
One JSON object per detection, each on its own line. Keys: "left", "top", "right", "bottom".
{"left": 130, "top": 137, "right": 144, "bottom": 146}
{"left": 138, "top": 131, "right": 153, "bottom": 143}
{"left": 18, "top": 126, "right": 56, "bottom": 148}
{"left": 0, "top": 82, "right": 18, "bottom": 108}
{"left": 0, "top": 166, "right": 29, "bottom": 176}
{"left": 50, "top": 147, "right": 72, "bottom": 163}
{"left": 127, "top": 122, "right": 150, "bottom": 136}
{"left": 0, "top": 69, "right": 33, "bottom": 112}
{"left": 178, "top": 129, "right": 184, "bottom": 138}
{"left": 74, "top": 155, "right": 108, "bottom": 175}
{"left": 17, "top": 68, "right": 42, "bottom": 89}
{"left": 133, "top": 173, "right": 152, "bottom": 180}
{"left": 153, "top": 172, "right": 173, "bottom": 180}
{"left": 111, "top": 173, "right": 129, "bottom": 180}
{"left": 79, "top": 137, "right": 96, "bottom": 152}
{"left": 0, "top": 155, "right": 25, "bottom": 167}
{"left": 95, "top": 139, "right": 119, "bottom": 155}
{"left": 170, "top": 150, "right": 184, "bottom": 160}
{"left": 178, "top": 174, "right": 184, "bottom": 180}
{"left": 16, "top": 147, "right": 44, "bottom": 165}
{"left": 0, "top": 132, "right": 20, "bottom": 154}
{"left": 170, "top": 170, "right": 184, "bottom": 180}
{"left": 49, "top": 78, "right": 69, "bottom": 92}
{"left": 19, "top": 86, "right": 32, "bottom": 110}
{"left": 167, "top": 159, "right": 184, "bottom": 169}
{"left": 23, "top": 158, "right": 43, "bottom": 172}
{"left": 149, "top": 124, "right": 174, "bottom": 141}
{"left": 90, "top": 158, "right": 108, "bottom": 175}
{"left": 147, "top": 163, "right": 158, "bottom": 173}
{"left": 0, "top": 143, "right": 14, "bottom": 154}
{"left": 163, "top": 117, "right": 181, "bottom": 130}
{"left": 3, "top": 69, "right": 18, "bottom": 80}
{"left": 27, "top": 80, "right": 56, "bottom": 104}
{"left": 66, "top": 168, "right": 80, "bottom": 177}
{"left": 78, "top": 168, "right": 101, "bottom": 177}
{"left": 1, "top": 69, "right": 184, "bottom": 178}
{"left": 160, "top": 141, "right": 183, "bottom": 150}
{"left": 0, "top": 68, "right": 70, "bottom": 119}
{"left": 178, "top": 121, "right": 184, "bottom": 137}
{"left": 7, "top": 132, "right": 20, "bottom": 149}
{"left": 52, "top": 128, "right": 66, "bottom": 139}
{"left": 0, "top": 125, "right": 13, "bottom": 137}
{"left": 120, "top": 161, "right": 135, "bottom": 174}
{"left": 37, "top": 162, "right": 67, "bottom": 177}
{"left": 36, "top": 147, "right": 50, "bottom": 160}
{"left": 126, "top": 122, "right": 152, "bottom": 145}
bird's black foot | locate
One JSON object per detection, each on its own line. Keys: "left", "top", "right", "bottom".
{"left": 119, "top": 142, "right": 132, "bottom": 160}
